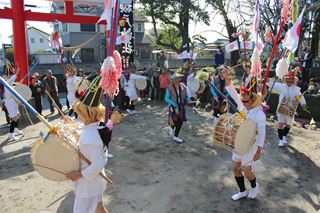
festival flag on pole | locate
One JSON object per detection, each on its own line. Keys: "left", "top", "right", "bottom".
{"left": 97, "top": 0, "right": 114, "bottom": 30}
{"left": 225, "top": 40, "right": 239, "bottom": 53}
{"left": 283, "top": 7, "right": 305, "bottom": 53}
{"left": 116, "top": 32, "right": 131, "bottom": 45}
{"left": 240, "top": 41, "right": 254, "bottom": 50}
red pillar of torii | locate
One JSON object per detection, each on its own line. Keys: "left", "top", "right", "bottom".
{"left": 0, "top": 0, "right": 106, "bottom": 85}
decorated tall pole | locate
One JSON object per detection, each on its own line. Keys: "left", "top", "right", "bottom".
{"left": 261, "top": 0, "right": 290, "bottom": 95}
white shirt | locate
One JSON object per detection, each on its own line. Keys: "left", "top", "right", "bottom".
{"left": 123, "top": 73, "right": 146, "bottom": 100}
{"left": 186, "top": 72, "right": 196, "bottom": 98}
{"left": 226, "top": 84, "right": 266, "bottom": 148}
{"left": 66, "top": 75, "right": 77, "bottom": 106}
{"left": 4, "top": 74, "right": 17, "bottom": 99}
{"left": 268, "top": 82, "right": 306, "bottom": 107}
{"left": 74, "top": 122, "right": 107, "bottom": 198}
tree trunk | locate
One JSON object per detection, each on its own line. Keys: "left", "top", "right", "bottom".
{"left": 223, "top": 15, "right": 240, "bottom": 66}
{"left": 310, "top": 11, "right": 320, "bottom": 58}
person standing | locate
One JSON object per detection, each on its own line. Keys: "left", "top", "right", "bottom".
{"left": 300, "top": 47, "right": 313, "bottom": 91}
{"left": 29, "top": 76, "right": 43, "bottom": 115}
{"left": 210, "top": 70, "right": 229, "bottom": 118}
{"left": 186, "top": 68, "right": 198, "bottom": 113}
{"left": 214, "top": 47, "right": 225, "bottom": 67}
{"left": 3, "top": 68, "right": 24, "bottom": 141}
{"left": 66, "top": 67, "right": 77, "bottom": 117}
{"left": 222, "top": 68, "right": 266, "bottom": 200}
{"left": 159, "top": 69, "right": 170, "bottom": 101}
{"left": 151, "top": 69, "right": 160, "bottom": 101}
{"left": 165, "top": 73, "right": 189, "bottom": 143}
{"left": 43, "top": 70, "right": 62, "bottom": 114}
{"left": 267, "top": 69, "right": 307, "bottom": 147}
{"left": 66, "top": 76, "right": 112, "bottom": 213}
{"left": 159, "top": 51, "right": 167, "bottom": 69}
{"left": 121, "top": 68, "right": 146, "bottom": 114}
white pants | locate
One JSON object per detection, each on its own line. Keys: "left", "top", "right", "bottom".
{"left": 4, "top": 98, "right": 19, "bottom": 118}
{"left": 73, "top": 193, "right": 103, "bottom": 213}
{"left": 232, "top": 144, "right": 258, "bottom": 166}
{"left": 277, "top": 113, "right": 294, "bottom": 126}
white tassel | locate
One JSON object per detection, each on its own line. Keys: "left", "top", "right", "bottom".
{"left": 275, "top": 58, "right": 289, "bottom": 79}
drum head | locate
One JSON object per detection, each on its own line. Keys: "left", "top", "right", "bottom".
{"left": 189, "top": 78, "right": 200, "bottom": 93}
{"left": 74, "top": 78, "right": 89, "bottom": 92}
{"left": 135, "top": 78, "right": 147, "bottom": 90}
{"left": 234, "top": 119, "right": 257, "bottom": 155}
{"left": 31, "top": 134, "right": 80, "bottom": 181}
{"left": 110, "top": 111, "right": 122, "bottom": 125}
{"left": 15, "top": 84, "right": 32, "bottom": 101}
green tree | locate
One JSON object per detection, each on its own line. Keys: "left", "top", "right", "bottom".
{"left": 138, "top": 0, "right": 209, "bottom": 52}
{"left": 154, "top": 25, "right": 182, "bottom": 51}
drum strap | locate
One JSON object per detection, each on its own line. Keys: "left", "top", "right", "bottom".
{"left": 173, "top": 84, "right": 182, "bottom": 106}
{"left": 77, "top": 77, "right": 85, "bottom": 91}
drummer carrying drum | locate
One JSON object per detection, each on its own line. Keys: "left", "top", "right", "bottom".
{"left": 221, "top": 68, "right": 266, "bottom": 200}
{"left": 267, "top": 68, "right": 307, "bottom": 147}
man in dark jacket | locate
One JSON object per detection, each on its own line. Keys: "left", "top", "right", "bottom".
{"left": 43, "top": 70, "right": 62, "bottom": 114}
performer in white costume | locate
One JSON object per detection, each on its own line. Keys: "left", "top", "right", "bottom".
{"left": 3, "top": 68, "right": 24, "bottom": 141}
{"left": 120, "top": 68, "right": 146, "bottom": 114}
{"left": 66, "top": 76, "right": 112, "bottom": 213}
{"left": 222, "top": 68, "right": 266, "bottom": 200}
{"left": 268, "top": 69, "right": 307, "bottom": 147}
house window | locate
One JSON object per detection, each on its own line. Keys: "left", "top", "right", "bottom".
{"left": 135, "top": 48, "right": 139, "bottom": 57}
{"left": 80, "top": 24, "right": 96, "bottom": 32}
{"left": 62, "top": 23, "right": 68, "bottom": 32}
{"left": 81, "top": 48, "right": 94, "bottom": 62}
{"left": 138, "top": 23, "right": 142, "bottom": 32}
{"left": 40, "top": 38, "right": 44, "bottom": 43}
{"left": 141, "top": 49, "right": 151, "bottom": 59}
{"left": 30, "top": 38, "right": 35, "bottom": 43}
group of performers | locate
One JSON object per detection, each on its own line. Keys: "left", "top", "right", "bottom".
{"left": 0, "top": 54, "right": 309, "bottom": 209}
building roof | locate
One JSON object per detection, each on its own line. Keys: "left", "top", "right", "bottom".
{"left": 8, "top": 26, "right": 50, "bottom": 38}
{"left": 135, "top": 32, "right": 155, "bottom": 44}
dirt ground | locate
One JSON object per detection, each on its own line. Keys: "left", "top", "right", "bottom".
{"left": 0, "top": 101, "right": 319, "bottom": 213}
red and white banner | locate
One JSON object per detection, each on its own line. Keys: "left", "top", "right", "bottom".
{"left": 240, "top": 41, "right": 254, "bottom": 50}
{"left": 225, "top": 41, "right": 239, "bottom": 53}
{"left": 116, "top": 32, "right": 131, "bottom": 45}
{"left": 283, "top": 7, "right": 305, "bottom": 53}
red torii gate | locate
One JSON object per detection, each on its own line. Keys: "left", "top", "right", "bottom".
{"left": 0, "top": 0, "right": 106, "bottom": 84}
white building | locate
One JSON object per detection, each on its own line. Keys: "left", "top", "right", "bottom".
{"left": 9, "top": 27, "right": 51, "bottom": 54}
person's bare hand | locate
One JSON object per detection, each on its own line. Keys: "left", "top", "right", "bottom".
{"left": 253, "top": 147, "right": 262, "bottom": 161}
{"left": 65, "top": 171, "right": 82, "bottom": 181}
